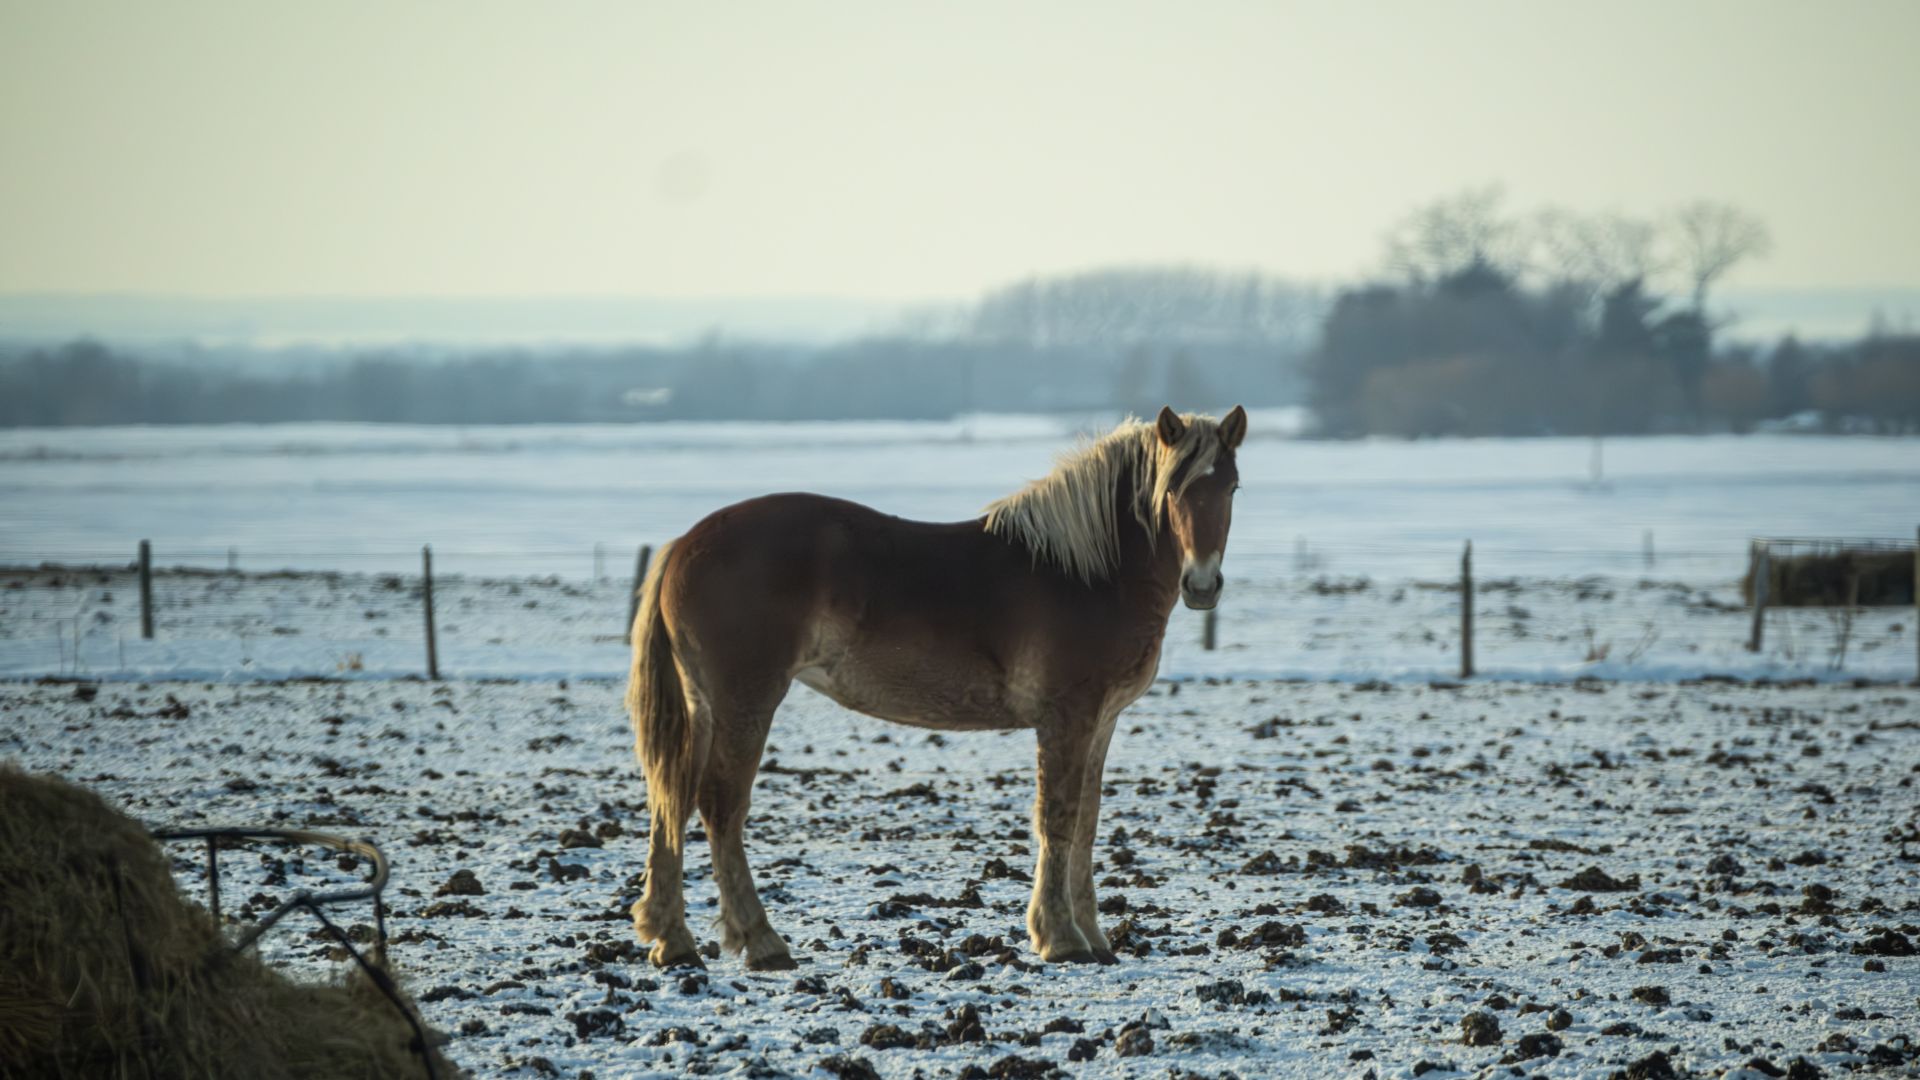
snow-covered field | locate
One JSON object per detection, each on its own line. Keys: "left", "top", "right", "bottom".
{"left": 3, "top": 418, "right": 1917, "bottom": 683}
{"left": 5, "top": 420, "right": 1919, "bottom": 1076}
{"left": 3, "top": 419, "right": 1916, "bottom": 582}
{"left": 4, "top": 676, "right": 1916, "bottom": 1078}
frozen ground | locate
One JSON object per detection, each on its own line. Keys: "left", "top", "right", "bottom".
{"left": 3, "top": 676, "right": 1917, "bottom": 1079}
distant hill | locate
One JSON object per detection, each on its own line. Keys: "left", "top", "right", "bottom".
{"left": 1714, "top": 287, "right": 1920, "bottom": 343}
{"left": 0, "top": 293, "right": 916, "bottom": 349}
{"left": 0, "top": 286, "right": 1913, "bottom": 352}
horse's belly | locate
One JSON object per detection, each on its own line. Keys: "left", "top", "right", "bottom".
{"left": 793, "top": 654, "right": 1027, "bottom": 732}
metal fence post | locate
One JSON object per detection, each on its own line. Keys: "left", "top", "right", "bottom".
{"left": 138, "top": 539, "right": 154, "bottom": 640}
{"left": 1746, "top": 539, "right": 1769, "bottom": 653}
{"left": 422, "top": 545, "right": 439, "bottom": 680}
{"left": 626, "top": 544, "right": 653, "bottom": 643}
{"left": 1203, "top": 608, "right": 1217, "bottom": 651}
{"left": 1460, "top": 540, "right": 1474, "bottom": 678}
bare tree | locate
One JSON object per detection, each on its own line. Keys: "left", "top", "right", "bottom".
{"left": 1670, "top": 201, "right": 1771, "bottom": 312}
{"left": 1384, "top": 186, "right": 1529, "bottom": 284}
{"left": 1534, "top": 209, "right": 1666, "bottom": 296}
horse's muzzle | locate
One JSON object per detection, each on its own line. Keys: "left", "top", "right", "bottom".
{"left": 1180, "top": 575, "right": 1223, "bottom": 610}
{"left": 1180, "top": 554, "right": 1224, "bottom": 610}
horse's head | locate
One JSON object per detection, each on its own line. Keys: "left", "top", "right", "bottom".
{"left": 1156, "top": 405, "right": 1246, "bottom": 610}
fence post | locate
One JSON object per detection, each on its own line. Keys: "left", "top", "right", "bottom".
{"left": 594, "top": 542, "right": 605, "bottom": 583}
{"left": 422, "top": 545, "right": 439, "bottom": 680}
{"left": 1642, "top": 530, "right": 1654, "bottom": 569}
{"left": 1746, "top": 539, "right": 1769, "bottom": 653}
{"left": 1203, "top": 608, "right": 1217, "bottom": 651}
{"left": 626, "top": 544, "right": 653, "bottom": 643}
{"left": 227, "top": 546, "right": 238, "bottom": 572}
{"left": 138, "top": 539, "right": 154, "bottom": 640}
{"left": 1460, "top": 540, "right": 1474, "bottom": 678}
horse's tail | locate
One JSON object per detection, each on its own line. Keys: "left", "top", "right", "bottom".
{"left": 625, "top": 539, "right": 699, "bottom": 855}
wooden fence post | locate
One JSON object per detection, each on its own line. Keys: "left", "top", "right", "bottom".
{"left": 626, "top": 544, "right": 653, "bottom": 643}
{"left": 594, "top": 542, "right": 605, "bottom": 583}
{"left": 1746, "top": 540, "right": 1769, "bottom": 653}
{"left": 1642, "top": 530, "right": 1654, "bottom": 569}
{"left": 422, "top": 545, "right": 439, "bottom": 680}
{"left": 1460, "top": 540, "right": 1474, "bottom": 678}
{"left": 1203, "top": 608, "right": 1217, "bottom": 651}
{"left": 138, "top": 539, "right": 154, "bottom": 640}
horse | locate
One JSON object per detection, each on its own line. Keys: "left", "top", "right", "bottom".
{"left": 625, "top": 405, "right": 1246, "bottom": 969}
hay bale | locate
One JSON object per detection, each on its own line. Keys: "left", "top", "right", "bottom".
{"left": 1743, "top": 548, "right": 1915, "bottom": 607}
{"left": 0, "top": 766, "right": 455, "bottom": 1079}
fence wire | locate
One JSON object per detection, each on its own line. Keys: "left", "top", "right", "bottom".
{"left": 4, "top": 538, "right": 1914, "bottom": 682}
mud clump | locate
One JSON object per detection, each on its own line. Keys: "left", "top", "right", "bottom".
{"left": 1852, "top": 929, "right": 1915, "bottom": 957}
{"left": 1460, "top": 1010, "right": 1501, "bottom": 1046}
{"left": 1514, "top": 1031, "right": 1563, "bottom": 1059}
{"left": 1114, "top": 1028, "right": 1154, "bottom": 1057}
{"left": 1705, "top": 853, "right": 1744, "bottom": 876}
{"left": 435, "top": 868, "right": 485, "bottom": 896}
{"left": 859, "top": 1023, "right": 918, "bottom": 1050}
{"left": 973, "top": 1055, "right": 1063, "bottom": 1079}
{"left": 1558, "top": 865, "right": 1641, "bottom": 892}
{"left": 816, "top": 1054, "right": 883, "bottom": 1080}
{"left": 1616, "top": 1050, "right": 1678, "bottom": 1080}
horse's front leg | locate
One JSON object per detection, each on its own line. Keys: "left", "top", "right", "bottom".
{"left": 1070, "top": 715, "right": 1120, "bottom": 964}
{"left": 1028, "top": 723, "right": 1097, "bottom": 963}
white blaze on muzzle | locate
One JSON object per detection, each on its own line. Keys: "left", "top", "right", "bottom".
{"left": 1181, "top": 552, "right": 1223, "bottom": 596}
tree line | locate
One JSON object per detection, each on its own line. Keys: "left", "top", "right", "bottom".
{"left": 3, "top": 211, "right": 1915, "bottom": 431}
{"left": 1309, "top": 188, "right": 1919, "bottom": 436}
{"left": 0, "top": 268, "right": 1313, "bottom": 426}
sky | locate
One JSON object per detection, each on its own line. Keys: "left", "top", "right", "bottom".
{"left": 2, "top": 0, "right": 1917, "bottom": 302}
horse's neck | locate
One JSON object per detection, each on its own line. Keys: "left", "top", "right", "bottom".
{"left": 1108, "top": 475, "right": 1184, "bottom": 620}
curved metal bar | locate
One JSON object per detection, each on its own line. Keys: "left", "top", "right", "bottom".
{"left": 149, "top": 827, "right": 390, "bottom": 954}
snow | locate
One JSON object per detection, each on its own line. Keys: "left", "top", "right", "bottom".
{"left": 4, "top": 676, "right": 1915, "bottom": 1077}
{"left": 4, "top": 418, "right": 1918, "bottom": 1075}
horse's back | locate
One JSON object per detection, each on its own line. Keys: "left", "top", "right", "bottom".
{"left": 660, "top": 493, "right": 1045, "bottom": 728}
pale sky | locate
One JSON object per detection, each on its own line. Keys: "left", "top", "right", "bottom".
{"left": 2, "top": 0, "right": 1916, "bottom": 300}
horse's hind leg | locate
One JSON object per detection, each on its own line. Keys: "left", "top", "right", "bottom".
{"left": 633, "top": 709, "right": 708, "bottom": 969}
{"left": 699, "top": 688, "right": 794, "bottom": 971}
{"left": 1070, "top": 715, "right": 1120, "bottom": 964}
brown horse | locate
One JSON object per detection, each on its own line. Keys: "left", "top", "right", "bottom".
{"left": 625, "top": 405, "right": 1246, "bottom": 968}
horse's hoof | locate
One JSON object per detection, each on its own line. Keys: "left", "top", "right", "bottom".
{"left": 1092, "top": 948, "right": 1119, "bottom": 965}
{"left": 649, "top": 944, "right": 705, "bottom": 970}
{"left": 746, "top": 951, "right": 798, "bottom": 972}
{"left": 1044, "top": 948, "right": 1101, "bottom": 965}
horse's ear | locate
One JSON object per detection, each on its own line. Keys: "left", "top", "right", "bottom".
{"left": 1219, "top": 404, "right": 1247, "bottom": 451}
{"left": 1155, "top": 406, "right": 1187, "bottom": 447}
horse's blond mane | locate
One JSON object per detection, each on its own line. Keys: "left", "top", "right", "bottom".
{"left": 983, "top": 413, "right": 1226, "bottom": 584}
